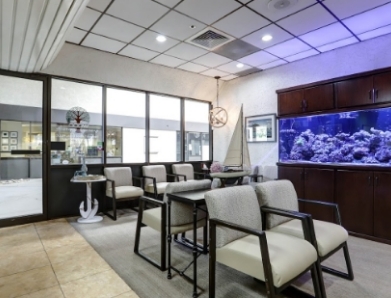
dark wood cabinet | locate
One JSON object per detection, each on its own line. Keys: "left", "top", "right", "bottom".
{"left": 373, "top": 172, "right": 391, "bottom": 240}
{"left": 335, "top": 76, "right": 373, "bottom": 108}
{"left": 278, "top": 90, "right": 304, "bottom": 116}
{"left": 373, "top": 72, "right": 391, "bottom": 104}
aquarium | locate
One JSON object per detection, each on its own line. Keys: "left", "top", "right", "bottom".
{"left": 279, "top": 107, "right": 391, "bottom": 166}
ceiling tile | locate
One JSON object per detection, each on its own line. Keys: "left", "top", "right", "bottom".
{"left": 216, "top": 61, "right": 252, "bottom": 74}
{"left": 212, "top": 7, "right": 270, "bottom": 38}
{"left": 107, "top": 0, "right": 169, "bottom": 28}
{"left": 87, "top": 0, "right": 112, "bottom": 12}
{"left": 150, "top": 54, "right": 186, "bottom": 67}
{"left": 66, "top": 28, "right": 87, "bottom": 44}
{"left": 358, "top": 24, "right": 391, "bottom": 41}
{"left": 164, "top": 43, "right": 208, "bottom": 60}
{"left": 258, "top": 59, "right": 287, "bottom": 70}
{"left": 132, "top": 30, "right": 180, "bottom": 52}
{"left": 221, "top": 74, "right": 238, "bottom": 81}
{"left": 300, "top": 22, "right": 353, "bottom": 47}
{"left": 317, "top": 37, "right": 358, "bottom": 52}
{"left": 151, "top": 11, "right": 207, "bottom": 41}
{"left": 285, "top": 49, "right": 319, "bottom": 62}
{"left": 236, "top": 67, "right": 261, "bottom": 76}
{"left": 277, "top": 4, "right": 336, "bottom": 36}
{"left": 192, "top": 52, "right": 232, "bottom": 68}
{"left": 238, "top": 50, "right": 278, "bottom": 67}
{"left": 343, "top": 3, "right": 391, "bottom": 35}
{"left": 74, "top": 7, "right": 101, "bottom": 31}
{"left": 200, "top": 69, "right": 230, "bottom": 77}
{"left": 213, "top": 39, "right": 260, "bottom": 60}
{"left": 82, "top": 33, "right": 126, "bottom": 53}
{"left": 324, "top": 0, "right": 391, "bottom": 20}
{"left": 92, "top": 15, "right": 145, "bottom": 43}
{"left": 177, "top": 62, "right": 209, "bottom": 73}
{"left": 175, "top": 0, "right": 241, "bottom": 25}
{"left": 265, "top": 38, "right": 311, "bottom": 58}
{"left": 242, "top": 24, "right": 294, "bottom": 49}
{"left": 248, "top": 0, "right": 318, "bottom": 21}
{"left": 118, "top": 44, "right": 160, "bottom": 61}
{"left": 153, "top": 0, "right": 182, "bottom": 8}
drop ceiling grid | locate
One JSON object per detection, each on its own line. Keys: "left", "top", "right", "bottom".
{"left": 65, "top": 0, "right": 391, "bottom": 80}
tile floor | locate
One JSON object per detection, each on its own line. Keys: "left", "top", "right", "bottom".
{"left": 0, "top": 218, "right": 139, "bottom": 298}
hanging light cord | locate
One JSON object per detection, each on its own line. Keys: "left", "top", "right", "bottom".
{"left": 215, "top": 76, "right": 220, "bottom": 107}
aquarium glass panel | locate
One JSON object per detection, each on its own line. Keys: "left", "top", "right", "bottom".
{"left": 279, "top": 107, "right": 391, "bottom": 166}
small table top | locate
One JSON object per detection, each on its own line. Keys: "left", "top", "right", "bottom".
{"left": 70, "top": 175, "right": 106, "bottom": 183}
{"left": 209, "top": 170, "right": 250, "bottom": 179}
{"left": 167, "top": 189, "right": 210, "bottom": 205}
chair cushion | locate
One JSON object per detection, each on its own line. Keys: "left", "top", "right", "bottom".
{"left": 142, "top": 165, "right": 167, "bottom": 185}
{"left": 142, "top": 207, "right": 206, "bottom": 234}
{"left": 172, "top": 164, "right": 194, "bottom": 181}
{"left": 269, "top": 219, "right": 348, "bottom": 257}
{"left": 145, "top": 182, "right": 169, "bottom": 194}
{"left": 104, "top": 167, "right": 133, "bottom": 187}
{"left": 106, "top": 186, "right": 143, "bottom": 199}
{"left": 216, "top": 232, "right": 317, "bottom": 288}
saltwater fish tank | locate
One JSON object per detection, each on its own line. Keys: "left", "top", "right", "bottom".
{"left": 279, "top": 107, "right": 391, "bottom": 166}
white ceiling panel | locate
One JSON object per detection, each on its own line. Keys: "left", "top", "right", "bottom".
{"left": 358, "top": 24, "right": 391, "bottom": 41}
{"left": 66, "top": 28, "right": 87, "bottom": 44}
{"left": 74, "top": 7, "right": 101, "bottom": 31}
{"left": 175, "top": 0, "right": 241, "bottom": 25}
{"left": 150, "top": 11, "right": 207, "bottom": 41}
{"left": 82, "top": 33, "right": 126, "bottom": 53}
{"left": 258, "top": 59, "right": 287, "bottom": 70}
{"left": 200, "top": 69, "right": 230, "bottom": 78}
{"left": 87, "top": 0, "right": 112, "bottom": 12}
{"left": 212, "top": 7, "right": 270, "bottom": 38}
{"left": 150, "top": 54, "right": 186, "bottom": 67}
{"left": 242, "top": 24, "right": 294, "bottom": 49}
{"left": 153, "top": 0, "right": 182, "bottom": 8}
{"left": 221, "top": 74, "right": 239, "bottom": 81}
{"left": 238, "top": 51, "right": 278, "bottom": 67}
{"left": 265, "top": 38, "right": 311, "bottom": 58}
{"left": 192, "top": 52, "right": 232, "bottom": 68}
{"left": 132, "top": 30, "right": 180, "bottom": 52}
{"left": 248, "top": 0, "right": 318, "bottom": 21}
{"left": 177, "top": 62, "right": 209, "bottom": 73}
{"left": 107, "top": 0, "right": 169, "bottom": 28}
{"left": 277, "top": 4, "right": 336, "bottom": 36}
{"left": 217, "top": 61, "right": 252, "bottom": 74}
{"left": 7, "top": 0, "right": 27, "bottom": 70}
{"left": 300, "top": 22, "right": 353, "bottom": 47}
{"left": 343, "top": 3, "right": 391, "bottom": 35}
{"left": 317, "top": 37, "right": 358, "bottom": 52}
{"left": 118, "top": 44, "right": 159, "bottom": 61}
{"left": 164, "top": 43, "right": 208, "bottom": 60}
{"left": 323, "top": 0, "right": 391, "bottom": 20}
{"left": 285, "top": 49, "right": 319, "bottom": 62}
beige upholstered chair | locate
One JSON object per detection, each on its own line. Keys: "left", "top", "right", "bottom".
{"left": 142, "top": 165, "right": 176, "bottom": 199}
{"left": 103, "top": 167, "right": 144, "bottom": 220}
{"left": 171, "top": 163, "right": 206, "bottom": 181}
{"left": 242, "top": 165, "right": 263, "bottom": 186}
{"left": 255, "top": 180, "right": 354, "bottom": 283}
{"left": 205, "top": 186, "right": 325, "bottom": 298}
{"left": 134, "top": 179, "right": 211, "bottom": 271}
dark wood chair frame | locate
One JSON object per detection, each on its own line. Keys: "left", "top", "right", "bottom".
{"left": 143, "top": 173, "right": 178, "bottom": 200}
{"left": 172, "top": 171, "right": 207, "bottom": 182}
{"left": 209, "top": 208, "right": 325, "bottom": 298}
{"left": 104, "top": 176, "right": 143, "bottom": 221}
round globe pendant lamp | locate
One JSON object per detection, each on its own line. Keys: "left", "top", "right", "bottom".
{"left": 209, "top": 76, "right": 228, "bottom": 128}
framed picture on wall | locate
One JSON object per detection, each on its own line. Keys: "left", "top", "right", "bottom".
{"left": 245, "top": 114, "right": 277, "bottom": 142}
{"left": 1, "top": 131, "right": 8, "bottom": 138}
{"left": 10, "top": 145, "right": 17, "bottom": 150}
{"left": 10, "top": 131, "right": 18, "bottom": 138}
{"left": 1, "top": 145, "right": 9, "bottom": 151}
{"left": 10, "top": 139, "right": 17, "bottom": 145}
{"left": 2, "top": 138, "right": 9, "bottom": 145}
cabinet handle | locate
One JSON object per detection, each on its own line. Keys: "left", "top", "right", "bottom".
{"left": 301, "top": 99, "right": 307, "bottom": 112}
{"left": 374, "top": 89, "right": 379, "bottom": 101}
{"left": 368, "top": 90, "right": 372, "bottom": 101}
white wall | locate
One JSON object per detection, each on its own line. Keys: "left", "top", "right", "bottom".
{"left": 216, "top": 33, "right": 391, "bottom": 166}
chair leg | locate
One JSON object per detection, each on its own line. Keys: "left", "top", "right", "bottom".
{"left": 209, "top": 223, "right": 216, "bottom": 298}
{"left": 321, "top": 242, "right": 354, "bottom": 281}
{"left": 312, "top": 261, "right": 327, "bottom": 298}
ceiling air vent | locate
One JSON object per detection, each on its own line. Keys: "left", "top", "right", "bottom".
{"left": 187, "top": 27, "right": 234, "bottom": 51}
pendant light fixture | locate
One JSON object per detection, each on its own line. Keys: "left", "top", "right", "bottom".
{"left": 209, "top": 76, "right": 228, "bottom": 128}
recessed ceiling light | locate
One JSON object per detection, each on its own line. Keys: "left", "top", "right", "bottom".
{"left": 156, "top": 35, "right": 166, "bottom": 42}
{"left": 262, "top": 34, "right": 273, "bottom": 42}
{"left": 189, "top": 25, "right": 196, "bottom": 29}
{"left": 236, "top": 63, "right": 244, "bottom": 68}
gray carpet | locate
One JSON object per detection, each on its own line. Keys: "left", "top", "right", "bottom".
{"left": 69, "top": 210, "right": 391, "bottom": 298}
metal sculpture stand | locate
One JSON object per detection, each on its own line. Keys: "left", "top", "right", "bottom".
{"left": 78, "top": 181, "right": 102, "bottom": 223}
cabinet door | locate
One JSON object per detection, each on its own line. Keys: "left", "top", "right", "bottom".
{"left": 304, "top": 84, "right": 334, "bottom": 113}
{"left": 304, "top": 168, "right": 335, "bottom": 223}
{"left": 373, "top": 71, "right": 391, "bottom": 104}
{"left": 278, "top": 90, "right": 304, "bottom": 116}
{"left": 335, "top": 76, "right": 373, "bottom": 108}
{"left": 374, "top": 172, "right": 391, "bottom": 240}
{"left": 335, "top": 170, "right": 373, "bottom": 235}
{"left": 278, "top": 166, "right": 304, "bottom": 211}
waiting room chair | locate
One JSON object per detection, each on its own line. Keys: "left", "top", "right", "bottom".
{"left": 134, "top": 179, "right": 211, "bottom": 271}
{"left": 242, "top": 165, "right": 263, "bottom": 186}
{"left": 205, "top": 186, "right": 325, "bottom": 298}
{"left": 172, "top": 163, "right": 206, "bottom": 181}
{"left": 255, "top": 180, "right": 354, "bottom": 283}
{"left": 103, "top": 167, "right": 144, "bottom": 221}
{"left": 142, "top": 165, "right": 178, "bottom": 199}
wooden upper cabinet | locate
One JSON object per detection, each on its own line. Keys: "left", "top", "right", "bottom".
{"left": 278, "top": 89, "right": 303, "bottom": 116}
{"left": 335, "top": 76, "right": 373, "bottom": 108}
{"left": 373, "top": 71, "right": 391, "bottom": 104}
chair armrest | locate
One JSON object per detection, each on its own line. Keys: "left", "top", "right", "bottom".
{"left": 142, "top": 175, "right": 157, "bottom": 196}
{"left": 139, "top": 195, "right": 165, "bottom": 207}
{"left": 209, "top": 218, "right": 265, "bottom": 238}
{"left": 106, "top": 179, "right": 116, "bottom": 198}
{"left": 166, "top": 173, "right": 181, "bottom": 182}
{"left": 132, "top": 176, "right": 144, "bottom": 188}
{"left": 194, "top": 171, "right": 206, "bottom": 178}
{"left": 246, "top": 174, "right": 264, "bottom": 182}
{"left": 298, "top": 198, "right": 342, "bottom": 225}
{"left": 169, "top": 173, "right": 186, "bottom": 181}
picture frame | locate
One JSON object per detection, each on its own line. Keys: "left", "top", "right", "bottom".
{"left": 1, "top": 145, "right": 9, "bottom": 151}
{"left": 245, "top": 113, "right": 277, "bottom": 142}
{"left": 1, "top": 131, "right": 8, "bottom": 138}
{"left": 2, "top": 138, "right": 9, "bottom": 145}
{"left": 10, "top": 145, "right": 17, "bottom": 151}
{"left": 10, "top": 139, "right": 17, "bottom": 145}
{"left": 10, "top": 131, "right": 18, "bottom": 138}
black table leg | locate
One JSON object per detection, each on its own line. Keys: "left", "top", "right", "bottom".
{"left": 193, "top": 203, "right": 198, "bottom": 297}
{"left": 167, "top": 198, "right": 172, "bottom": 279}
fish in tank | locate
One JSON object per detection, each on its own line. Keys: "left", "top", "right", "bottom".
{"left": 279, "top": 107, "right": 391, "bottom": 166}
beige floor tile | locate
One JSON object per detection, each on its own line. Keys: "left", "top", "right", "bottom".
{"left": 61, "top": 269, "right": 131, "bottom": 298}
{"left": 34, "top": 218, "right": 67, "bottom": 226}
{"left": 0, "top": 225, "right": 43, "bottom": 254}
{"left": 18, "top": 285, "right": 64, "bottom": 298}
{"left": 46, "top": 242, "right": 91, "bottom": 264}
{"left": 35, "top": 222, "right": 77, "bottom": 238}
{"left": 39, "top": 230, "right": 87, "bottom": 250}
{"left": 0, "top": 266, "right": 58, "bottom": 298}
{"left": 0, "top": 249, "right": 50, "bottom": 278}
{"left": 114, "top": 291, "right": 140, "bottom": 298}
{"left": 52, "top": 248, "right": 111, "bottom": 284}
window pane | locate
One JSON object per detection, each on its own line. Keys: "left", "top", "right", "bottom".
{"left": 51, "top": 79, "right": 103, "bottom": 165}
{"left": 106, "top": 88, "right": 146, "bottom": 163}
{"left": 150, "top": 95, "right": 180, "bottom": 162}
{"left": 184, "top": 100, "right": 210, "bottom": 161}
